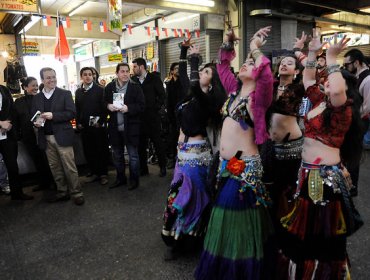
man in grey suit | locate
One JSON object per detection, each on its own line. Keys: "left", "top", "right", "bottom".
{"left": 32, "top": 67, "right": 84, "bottom": 205}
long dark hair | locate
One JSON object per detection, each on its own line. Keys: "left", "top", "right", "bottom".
{"left": 202, "top": 63, "right": 227, "bottom": 131}
{"left": 323, "top": 70, "right": 363, "bottom": 166}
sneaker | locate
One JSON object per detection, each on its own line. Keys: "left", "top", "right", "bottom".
{"left": 85, "top": 175, "right": 99, "bottom": 183}
{"left": 1, "top": 185, "right": 10, "bottom": 195}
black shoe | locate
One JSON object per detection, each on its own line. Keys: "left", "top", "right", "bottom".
{"left": 47, "top": 193, "right": 70, "bottom": 202}
{"left": 74, "top": 196, "right": 85, "bottom": 206}
{"left": 159, "top": 167, "right": 167, "bottom": 177}
{"left": 128, "top": 180, "right": 139, "bottom": 191}
{"left": 32, "top": 185, "right": 49, "bottom": 192}
{"left": 11, "top": 193, "right": 34, "bottom": 200}
{"left": 109, "top": 179, "right": 127, "bottom": 189}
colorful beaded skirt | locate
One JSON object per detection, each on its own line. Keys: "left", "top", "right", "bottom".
{"left": 278, "top": 161, "right": 353, "bottom": 279}
{"left": 162, "top": 140, "right": 212, "bottom": 245}
{"left": 195, "top": 154, "right": 274, "bottom": 280}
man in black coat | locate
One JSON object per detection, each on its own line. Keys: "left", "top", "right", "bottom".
{"left": 0, "top": 84, "right": 33, "bottom": 200}
{"left": 75, "top": 67, "right": 109, "bottom": 185}
{"left": 165, "top": 62, "right": 186, "bottom": 169}
{"left": 32, "top": 67, "right": 84, "bottom": 205}
{"left": 105, "top": 63, "right": 145, "bottom": 190}
{"left": 132, "top": 57, "right": 167, "bottom": 177}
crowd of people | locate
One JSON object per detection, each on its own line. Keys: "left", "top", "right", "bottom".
{"left": 0, "top": 25, "right": 368, "bottom": 279}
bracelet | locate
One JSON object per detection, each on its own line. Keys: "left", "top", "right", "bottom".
{"left": 251, "top": 49, "right": 263, "bottom": 60}
{"left": 221, "top": 41, "right": 234, "bottom": 51}
{"left": 293, "top": 47, "right": 302, "bottom": 52}
{"left": 327, "top": 64, "right": 341, "bottom": 75}
{"left": 305, "top": 60, "right": 317, "bottom": 69}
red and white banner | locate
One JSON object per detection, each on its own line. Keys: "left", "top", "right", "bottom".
{"left": 42, "top": 15, "right": 52, "bottom": 27}
{"left": 99, "top": 21, "right": 108, "bottom": 32}
{"left": 162, "top": 28, "right": 168, "bottom": 37}
{"left": 125, "top": 25, "right": 133, "bottom": 35}
{"left": 62, "top": 17, "right": 70, "bottom": 28}
{"left": 83, "top": 20, "right": 92, "bottom": 31}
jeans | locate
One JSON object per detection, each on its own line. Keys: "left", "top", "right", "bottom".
{"left": 110, "top": 130, "right": 140, "bottom": 182}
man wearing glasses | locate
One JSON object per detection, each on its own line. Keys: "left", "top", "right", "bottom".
{"left": 343, "top": 49, "right": 370, "bottom": 196}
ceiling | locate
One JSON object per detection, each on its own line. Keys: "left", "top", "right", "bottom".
{"left": 39, "top": 0, "right": 142, "bottom": 18}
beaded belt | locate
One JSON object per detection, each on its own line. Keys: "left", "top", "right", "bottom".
{"left": 297, "top": 161, "right": 346, "bottom": 205}
{"left": 274, "top": 137, "right": 303, "bottom": 160}
{"left": 177, "top": 140, "right": 212, "bottom": 167}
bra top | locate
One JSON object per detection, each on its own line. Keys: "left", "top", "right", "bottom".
{"left": 304, "top": 84, "right": 352, "bottom": 149}
{"left": 271, "top": 82, "right": 305, "bottom": 117}
{"left": 221, "top": 91, "right": 254, "bottom": 130}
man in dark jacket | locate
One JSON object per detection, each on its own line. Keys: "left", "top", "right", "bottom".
{"left": 132, "top": 57, "right": 167, "bottom": 177}
{"left": 75, "top": 67, "right": 109, "bottom": 185}
{"left": 165, "top": 62, "right": 186, "bottom": 169}
{"left": 0, "top": 84, "right": 33, "bottom": 200}
{"left": 105, "top": 63, "right": 145, "bottom": 190}
{"left": 32, "top": 67, "right": 84, "bottom": 205}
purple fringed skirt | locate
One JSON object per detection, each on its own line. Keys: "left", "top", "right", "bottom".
{"left": 161, "top": 140, "right": 212, "bottom": 246}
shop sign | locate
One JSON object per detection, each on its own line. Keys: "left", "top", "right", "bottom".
{"left": 0, "top": 0, "right": 39, "bottom": 13}
{"left": 74, "top": 44, "right": 93, "bottom": 62}
{"left": 108, "top": 0, "right": 122, "bottom": 35}
{"left": 322, "top": 33, "right": 370, "bottom": 47}
{"left": 147, "top": 43, "right": 154, "bottom": 60}
{"left": 93, "top": 40, "right": 117, "bottom": 57}
{"left": 108, "top": 54, "right": 122, "bottom": 62}
{"left": 22, "top": 41, "right": 40, "bottom": 56}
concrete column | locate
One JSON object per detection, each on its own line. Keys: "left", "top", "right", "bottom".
{"left": 281, "top": 19, "right": 297, "bottom": 50}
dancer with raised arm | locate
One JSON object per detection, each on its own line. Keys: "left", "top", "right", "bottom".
{"left": 279, "top": 29, "right": 363, "bottom": 279}
{"left": 161, "top": 39, "right": 227, "bottom": 260}
{"left": 195, "top": 27, "right": 274, "bottom": 280}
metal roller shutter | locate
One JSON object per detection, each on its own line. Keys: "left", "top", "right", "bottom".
{"left": 207, "top": 29, "right": 223, "bottom": 63}
{"left": 163, "top": 32, "right": 206, "bottom": 77}
{"left": 245, "top": 16, "right": 282, "bottom": 57}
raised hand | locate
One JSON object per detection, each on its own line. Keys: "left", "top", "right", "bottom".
{"left": 326, "top": 34, "right": 350, "bottom": 57}
{"left": 224, "top": 29, "right": 241, "bottom": 43}
{"left": 251, "top": 26, "right": 271, "bottom": 41}
{"left": 308, "top": 28, "right": 326, "bottom": 54}
{"left": 188, "top": 45, "right": 200, "bottom": 55}
{"left": 250, "top": 26, "right": 270, "bottom": 51}
{"left": 181, "top": 36, "right": 193, "bottom": 47}
{"left": 294, "top": 31, "right": 307, "bottom": 50}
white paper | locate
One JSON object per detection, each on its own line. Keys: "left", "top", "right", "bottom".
{"left": 113, "top": 92, "right": 124, "bottom": 109}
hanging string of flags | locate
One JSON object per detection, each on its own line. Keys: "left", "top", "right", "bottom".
{"left": 40, "top": 15, "right": 201, "bottom": 38}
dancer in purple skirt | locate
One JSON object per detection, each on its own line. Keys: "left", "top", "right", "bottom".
{"left": 161, "top": 38, "right": 227, "bottom": 260}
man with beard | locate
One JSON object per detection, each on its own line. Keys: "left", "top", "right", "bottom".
{"left": 316, "top": 52, "right": 328, "bottom": 85}
{"left": 343, "top": 48, "right": 370, "bottom": 196}
{"left": 132, "top": 58, "right": 167, "bottom": 177}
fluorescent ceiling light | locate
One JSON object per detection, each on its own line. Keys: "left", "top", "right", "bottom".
{"left": 69, "top": 2, "right": 90, "bottom": 17}
{"left": 167, "top": 0, "right": 215, "bottom": 7}
{"left": 165, "top": 14, "right": 198, "bottom": 24}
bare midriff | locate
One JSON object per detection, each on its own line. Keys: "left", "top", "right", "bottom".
{"left": 302, "top": 138, "right": 340, "bottom": 165}
{"left": 220, "top": 117, "right": 258, "bottom": 160}
{"left": 270, "top": 113, "right": 302, "bottom": 142}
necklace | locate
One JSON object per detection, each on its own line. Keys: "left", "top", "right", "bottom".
{"left": 278, "top": 85, "right": 286, "bottom": 91}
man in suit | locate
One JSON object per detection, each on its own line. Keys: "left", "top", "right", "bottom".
{"left": 0, "top": 84, "right": 33, "bottom": 200}
{"left": 105, "top": 63, "right": 145, "bottom": 190}
{"left": 132, "top": 58, "right": 167, "bottom": 177}
{"left": 32, "top": 67, "right": 84, "bottom": 205}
